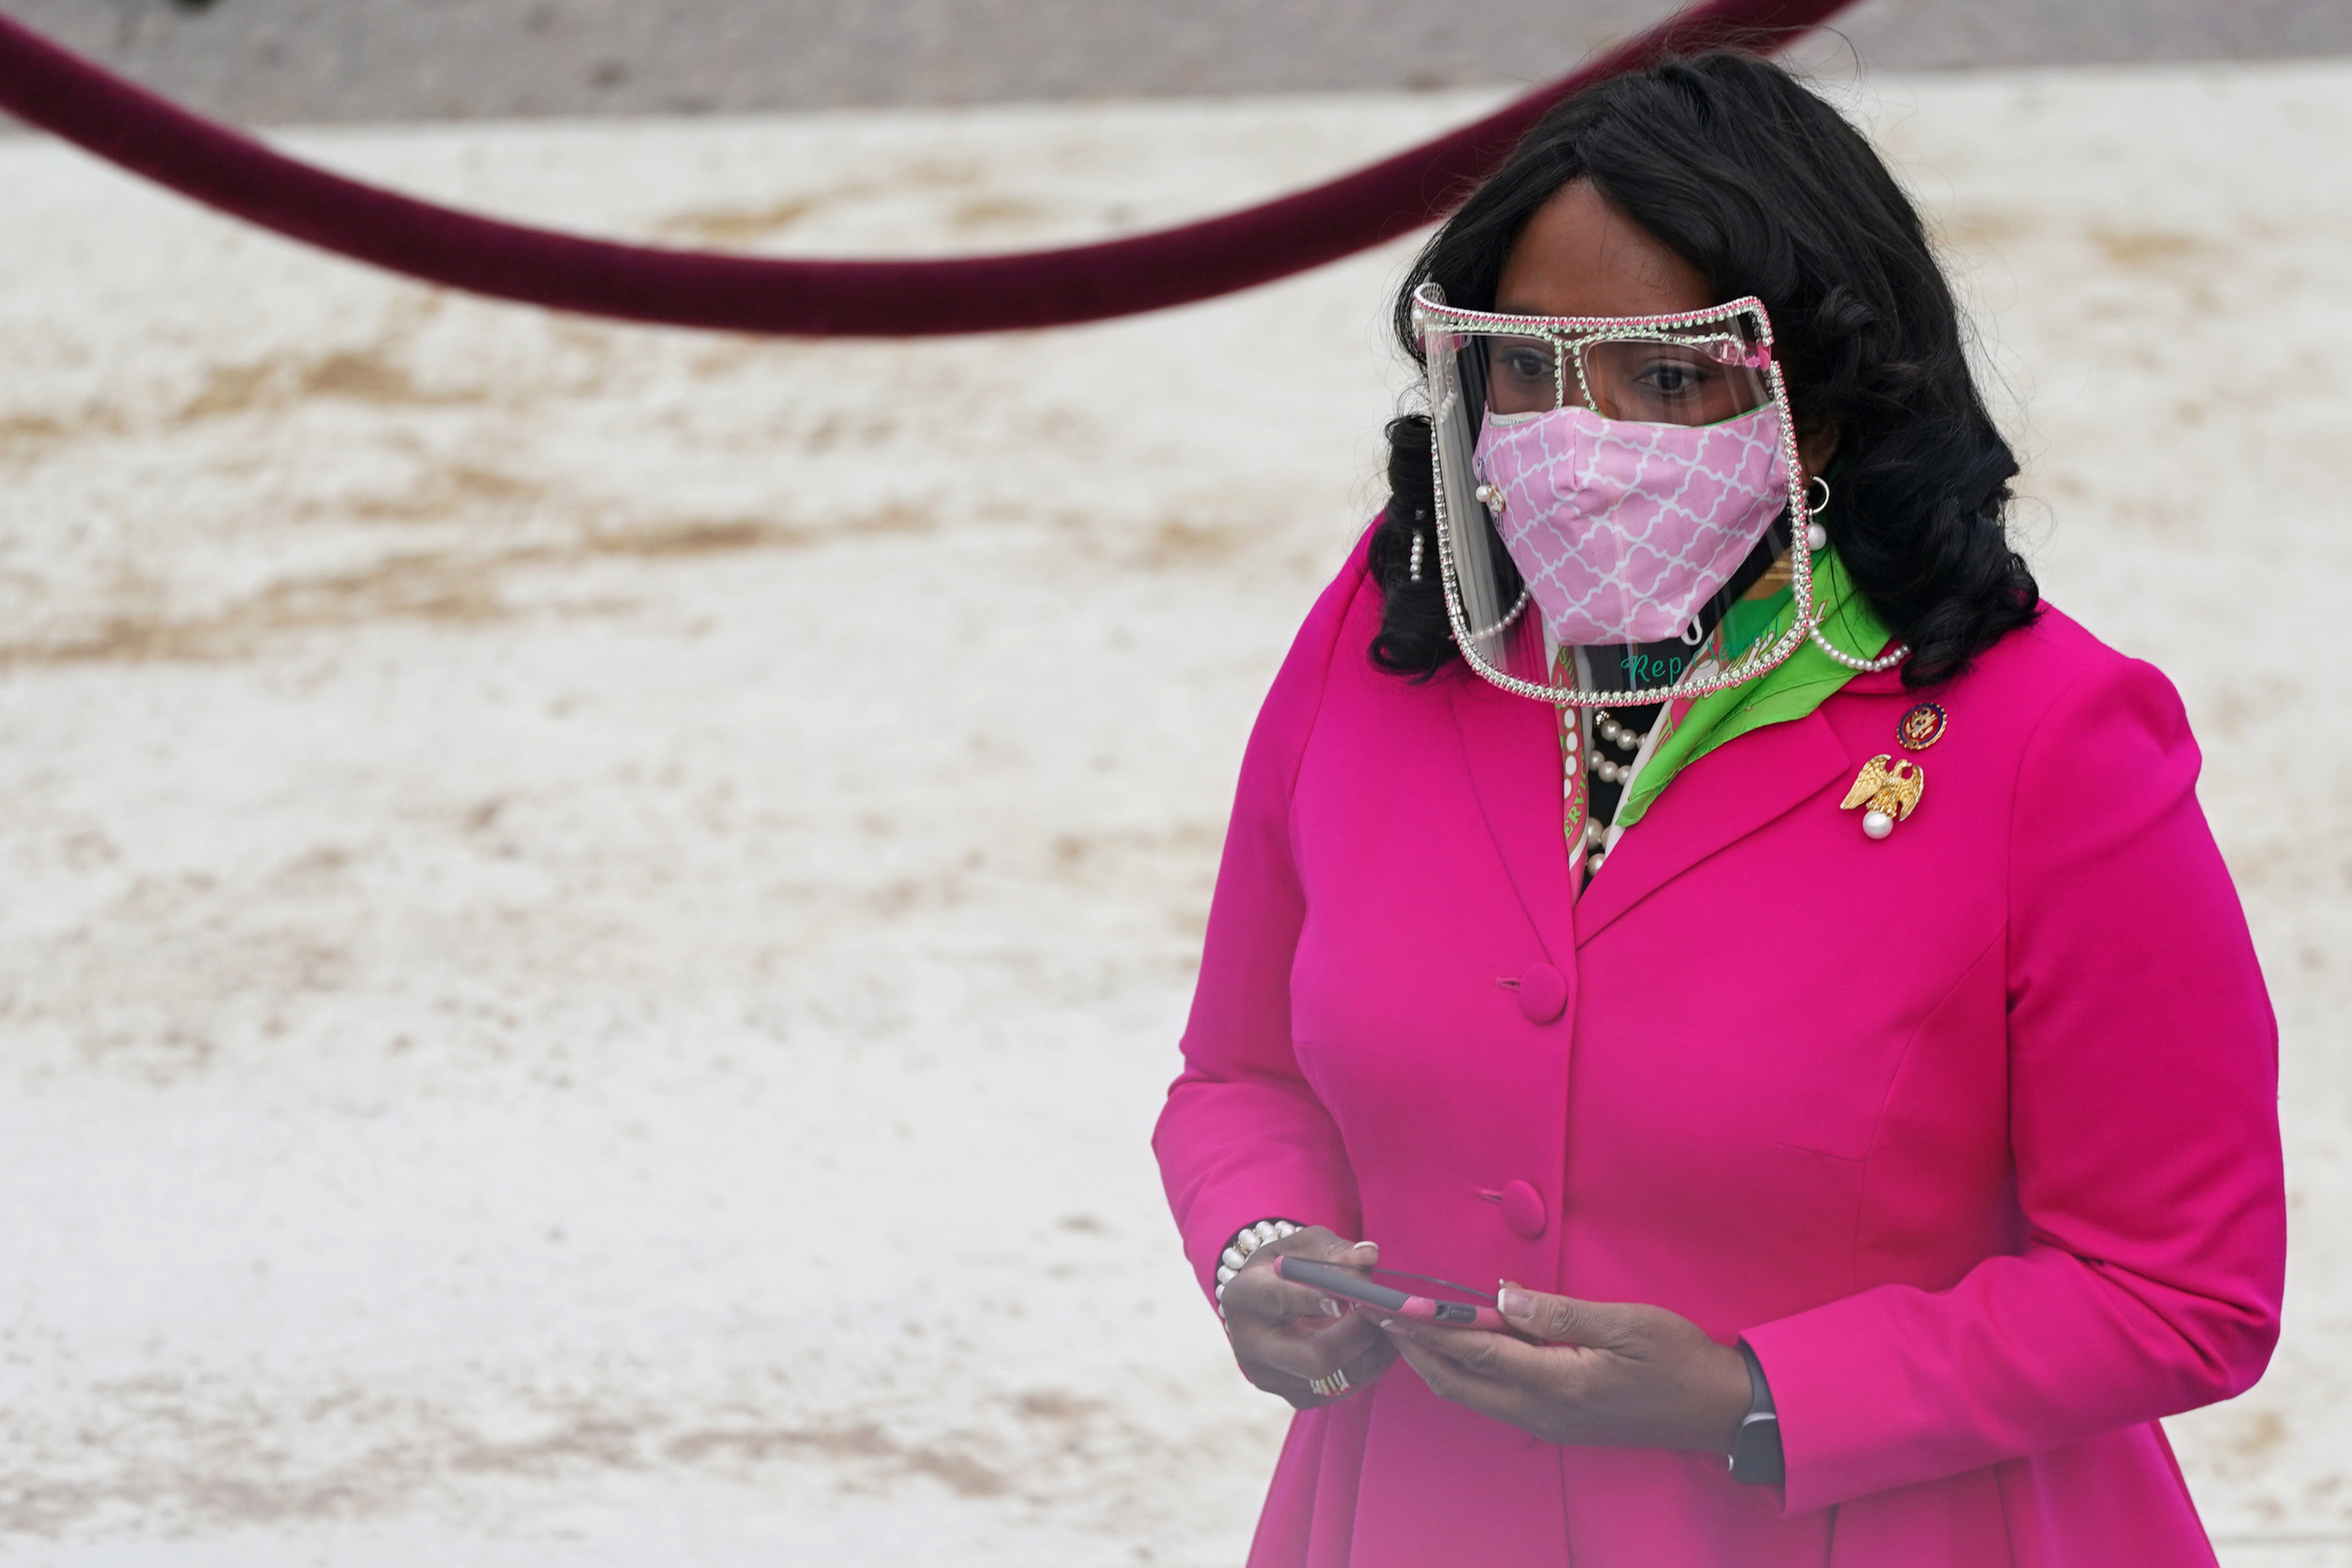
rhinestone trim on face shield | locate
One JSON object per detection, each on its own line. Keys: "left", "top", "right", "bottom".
{"left": 1413, "top": 285, "right": 1906, "bottom": 707}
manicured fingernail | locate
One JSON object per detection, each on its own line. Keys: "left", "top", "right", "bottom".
{"left": 1353, "top": 1240, "right": 1379, "bottom": 1258}
{"left": 1499, "top": 1287, "right": 1534, "bottom": 1322}
{"left": 1320, "top": 1297, "right": 1342, "bottom": 1318}
{"left": 1377, "top": 1318, "right": 1398, "bottom": 1331}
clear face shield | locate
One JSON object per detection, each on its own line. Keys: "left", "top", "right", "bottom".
{"left": 1413, "top": 283, "right": 1819, "bottom": 707}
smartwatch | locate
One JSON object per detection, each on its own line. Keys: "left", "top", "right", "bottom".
{"left": 1727, "top": 1339, "right": 1784, "bottom": 1486}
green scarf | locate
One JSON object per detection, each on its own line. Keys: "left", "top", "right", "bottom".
{"left": 1614, "top": 547, "right": 1891, "bottom": 829}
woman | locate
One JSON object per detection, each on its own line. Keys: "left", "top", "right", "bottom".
{"left": 1152, "top": 52, "right": 2283, "bottom": 1568}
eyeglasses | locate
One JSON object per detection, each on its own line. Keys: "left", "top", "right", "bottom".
{"left": 1475, "top": 327, "right": 1775, "bottom": 426}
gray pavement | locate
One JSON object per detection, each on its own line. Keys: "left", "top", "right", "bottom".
{"left": 2, "top": 0, "right": 2347, "bottom": 126}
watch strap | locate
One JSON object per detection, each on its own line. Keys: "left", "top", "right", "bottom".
{"left": 1728, "top": 1339, "right": 1784, "bottom": 1486}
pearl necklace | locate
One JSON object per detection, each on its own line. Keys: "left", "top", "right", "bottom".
{"left": 1579, "top": 707, "right": 1651, "bottom": 874}
{"left": 1807, "top": 622, "right": 1909, "bottom": 673}
{"left": 1587, "top": 708, "right": 1643, "bottom": 786}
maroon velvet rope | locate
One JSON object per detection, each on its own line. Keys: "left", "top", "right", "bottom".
{"left": 0, "top": 0, "right": 1853, "bottom": 337}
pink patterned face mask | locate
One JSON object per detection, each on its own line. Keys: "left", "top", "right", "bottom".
{"left": 1472, "top": 401, "right": 1791, "bottom": 647}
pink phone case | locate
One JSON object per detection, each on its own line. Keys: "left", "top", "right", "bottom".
{"left": 1396, "top": 1295, "right": 1515, "bottom": 1333}
{"left": 1276, "top": 1254, "right": 1515, "bottom": 1333}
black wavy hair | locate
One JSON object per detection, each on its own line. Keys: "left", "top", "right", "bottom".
{"left": 1369, "top": 51, "right": 2037, "bottom": 687}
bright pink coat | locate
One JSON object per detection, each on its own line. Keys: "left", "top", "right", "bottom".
{"left": 1154, "top": 537, "right": 2284, "bottom": 1567}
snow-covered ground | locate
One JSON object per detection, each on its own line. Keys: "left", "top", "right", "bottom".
{"left": 1, "top": 60, "right": 2346, "bottom": 1566}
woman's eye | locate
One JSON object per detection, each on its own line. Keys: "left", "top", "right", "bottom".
{"left": 1501, "top": 351, "right": 1551, "bottom": 382}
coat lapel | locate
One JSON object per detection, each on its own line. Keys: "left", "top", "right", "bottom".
{"left": 1448, "top": 674, "right": 1577, "bottom": 967}
{"left": 1573, "top": 707, "right": 1857, "bottom": 947}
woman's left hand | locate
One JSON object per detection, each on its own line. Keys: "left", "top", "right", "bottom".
{"left": 1381, "top": 1283, "right": 1752, "bottom": 1452}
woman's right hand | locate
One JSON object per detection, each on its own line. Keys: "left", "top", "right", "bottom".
{"left": 1220, "top": 1227, "right": 1397, "bottom": 1409}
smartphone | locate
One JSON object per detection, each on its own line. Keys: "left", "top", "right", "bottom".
{"left": 1276, "top": 1254, "right": 1516, "bottom": 1334}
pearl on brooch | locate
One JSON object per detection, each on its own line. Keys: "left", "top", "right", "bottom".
{"left": 1862, "top": 809, "right": 1894, "bottom": 840}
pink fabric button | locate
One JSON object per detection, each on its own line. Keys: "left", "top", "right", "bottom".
{"left": 1501, "top": 1180, "right": 1548, "bottom": 1240}
{"left": 1518, "top": 963, "right": 1568, "bottom": 1023}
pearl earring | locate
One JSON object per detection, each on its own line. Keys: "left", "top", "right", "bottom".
{"left": 1803, "top": 474, "right": 1832, "bottom": 553}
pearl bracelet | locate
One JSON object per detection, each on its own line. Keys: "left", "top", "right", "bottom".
{"left": 1214, "top": 1218, "right": 1301, "bottom": 1315}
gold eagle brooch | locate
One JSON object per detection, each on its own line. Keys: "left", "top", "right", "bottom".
{"left": 1842, "top": 755, "right": 1925, "bottom": 840}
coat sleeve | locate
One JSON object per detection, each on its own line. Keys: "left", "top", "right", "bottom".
{"left": 1743, "top": 650, "right": 2286, "bottom": 1514}
{"left": 1152, "top": 539, "right": 1374, "bottom": 1305}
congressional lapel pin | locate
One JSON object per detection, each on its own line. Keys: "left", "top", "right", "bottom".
{"left": 1842, "top": 705, "right": 1944, "bottom": 840}
{"left": 1897, "top": 702, "right": 1947, "bottom": 752}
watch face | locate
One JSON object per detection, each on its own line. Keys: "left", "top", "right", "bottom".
{"left": 1731, "top": 1414, "right": 1785, "bottom": 1486}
